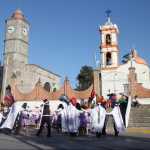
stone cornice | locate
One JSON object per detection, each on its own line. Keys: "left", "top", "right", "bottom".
{"left": 4, "top": 38, "right": 29, "bottom": 45}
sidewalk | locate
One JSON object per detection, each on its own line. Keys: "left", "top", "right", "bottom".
{"left": 125, "top": 127, "right": 150, "bottom": 138}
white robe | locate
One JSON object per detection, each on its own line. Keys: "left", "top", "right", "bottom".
{"left": 0, "top": 112, "right": 3, "bottom": 124}
{"left": 60, "top": 107, "right": 68, "bottom": 132}
{"left": 0, "top": 102, "right": 22, "bottom": 130}
{"left": 91, "top": 104, "right": 106, "bottom": 132}
{"left": 108, "top": 106, "right": 125, "bottom": 133}
{"left": 56, "top": 102, "right": 68, "bottom": 133}
{"left": 67, "top": 103, "right": 80, "bottom": 133}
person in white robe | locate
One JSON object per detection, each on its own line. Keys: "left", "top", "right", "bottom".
{"left": 109, "top": 105, "right": 125, "bottom": 134}
{"left": 58, "top": 95, "right": 70, "bottom": 133}
{"left": 60, "top": 102, "right": 69, "bottom": 133}
{"left": 0, "top": 102, "right": 22, "bottom": 131}
{"left": 54, "top": 103, "right": 65, "bottom": 133}
{"left": 90, "top": 103, "right": 106, "bottom": 137}
{"left": 67, "top": 102, "right": 80, "bottom": 136}
{"left": 103, "top": 93, "right": 125, "bottom": 136}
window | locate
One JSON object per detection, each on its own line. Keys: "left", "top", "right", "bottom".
{"left": 106, "top": 52, "right": 112, "bottom": 65}
{"left": 106, "top": 34, "right": 111, "bottom": 45}
{"left": 43, "top": 82, "right": 51, "bottom": 92}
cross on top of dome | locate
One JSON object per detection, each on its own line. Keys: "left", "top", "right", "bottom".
{"left": 105, "top": 9, "right": 113, "bottom": 25}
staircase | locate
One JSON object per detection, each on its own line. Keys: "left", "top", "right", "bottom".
{"left": 128, "top": 105, "right": 150, "bottom": 127}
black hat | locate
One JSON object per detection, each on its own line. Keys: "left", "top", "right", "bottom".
{"left": 22, "top": 103, "right": 27, "bottom": 109}
{"left": 6, "top": 85, "right": 11, "bottom": 91}
{"left": 43, "top": 99, "right": 48, "bottom": 103}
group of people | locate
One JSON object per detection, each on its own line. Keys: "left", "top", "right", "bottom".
{"left": 51, "top": 92, "right": 128, "bottom": 137}
{"left": 0, "top": 86, "right": 128, "bottom": 138}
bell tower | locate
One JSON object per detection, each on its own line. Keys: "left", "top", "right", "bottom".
{"left": 2, "top": 9, "right": 29, "bottom": 97}
{"left": 99, "top": 10, "right": 119, "bottom": 68}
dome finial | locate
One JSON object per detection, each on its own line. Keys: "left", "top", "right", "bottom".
{"left": 11, "top": 9, "right": 25, "bottom": 20}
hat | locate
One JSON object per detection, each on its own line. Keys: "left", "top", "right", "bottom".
{"left": 6, "top": 85, "right": 11, "bottom": 91}
{"left": 96, "top": 96, "right": 103, "bottom": 104}
{"left": 70, "top": 96, "right": 77, "bottom": 106}
{"left": 59, "top": 95, "right": 69, "bottom": 105}
{"left": 22, "top": 103, "right": 27, "bottom": 109}
{"left": 43, "top": 99, "right": 48, "bottom": 103}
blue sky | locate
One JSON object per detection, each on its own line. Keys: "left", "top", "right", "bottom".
{"left": 0, "top": 0, "right": 150, "bottom": 87}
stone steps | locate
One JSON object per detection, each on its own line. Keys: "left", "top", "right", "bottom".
{"left": 128, "top": 123, "right": 150, "bottom": 127}
{"left": 129, "top": 120, "right": 150, "bottom": 123}
{"left": 130, "top": 115, "right": 150, "bottom": 117}
{"left": 128, "top": 105, "right": 150, "bottom": 127}
{"left": 130, "top": 109, "right": 150, "bottom": 112}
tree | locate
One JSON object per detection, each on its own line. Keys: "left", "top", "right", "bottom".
{"left": 76, "top": 65, "right": 93, "bottom": 91}
{"left": 121, "top": 53, "right": 131, "bottom": 64}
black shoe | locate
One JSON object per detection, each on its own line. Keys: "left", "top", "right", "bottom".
{"left": 115, "top": 131, "right": 119, "bottom": 136}
{"left": 102, "top": 131, "right": 107, "bottom": 136}
{"left": 96, "top": 132, "right": 101, "bottom": 138}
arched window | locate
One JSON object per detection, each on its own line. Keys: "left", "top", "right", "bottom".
{"left": 106, "top": 52, "right": 112, "bottom": 65}
{"left": 53, "top": 88, "right": 57, "bottom": 92}
{"left": 106, "top": 34, "right": 111, "bottom": 45}
{"left": 43, "top": 82, "right": 51, "bottom": 92}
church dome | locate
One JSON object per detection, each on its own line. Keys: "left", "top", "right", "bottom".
{"left": 131, "top": 49, "right": 147, "bottom": 65}
{"left": 11, "top": 9, "right": 25, "bottom": 20}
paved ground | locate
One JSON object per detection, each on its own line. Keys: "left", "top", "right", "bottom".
{"left": 0, "top": 128, "right": 150, "bottom": 150}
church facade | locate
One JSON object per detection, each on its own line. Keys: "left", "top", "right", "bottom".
{"left": 0, "top": 10, "right": 61, "bottom": 99}
{"left": 96, "top": 14, "right": 150, "bottom": 98}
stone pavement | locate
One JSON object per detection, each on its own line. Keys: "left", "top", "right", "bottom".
{"left": 0, "top": 128, "right": 150, "bottom": 150}
{"left": 126, "top": 127, "right": 150, "bottom": 138}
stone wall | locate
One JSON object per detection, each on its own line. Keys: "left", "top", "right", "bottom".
{"left": 16, "top": 64, "right": 60, "bottom": 93}
{"left": 11, "top": 78, "right": 93, "bottom": 101}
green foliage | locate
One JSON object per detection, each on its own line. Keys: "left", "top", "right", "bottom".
{"left": 122, "top": 53, "right": 131, "bottom": 64}
{"left": 76, "top": 65, "right": 93, "bottom": 91}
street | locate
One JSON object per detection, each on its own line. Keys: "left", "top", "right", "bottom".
{"left": 0, "top": 129, "right": 149, "bottom": 150}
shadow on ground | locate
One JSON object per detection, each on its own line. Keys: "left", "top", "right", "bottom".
{"left": 9, "top": 130, "right": 150, "bottom": 150}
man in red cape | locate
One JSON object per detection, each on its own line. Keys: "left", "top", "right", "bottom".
{"left": 4, "top": 85, "right": 15, "bottom": 107}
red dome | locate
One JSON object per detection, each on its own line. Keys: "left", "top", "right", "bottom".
{"left": 132, "top": 49, "right": 147, "bottom": 65}
{"left": 11, "top": 9, "right": 25, "bottom": 20}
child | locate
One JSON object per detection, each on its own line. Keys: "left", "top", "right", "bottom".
{"left": 20, "top": 103, "right": 30, "bottom": 135}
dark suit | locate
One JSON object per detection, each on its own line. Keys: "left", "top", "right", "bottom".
{"left": 36, "top": 101, "right": 51, "bottom": 137}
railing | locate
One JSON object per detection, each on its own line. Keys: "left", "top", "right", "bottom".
{"left": 125, "top": 96, "right": 132, "bottom": 128}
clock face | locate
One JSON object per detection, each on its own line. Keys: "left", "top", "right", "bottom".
{"left": 7, "top": 26, "right": 15, "bottom": 34}
{"left": 22, "top": 27, "right": 28, "bottom": 36}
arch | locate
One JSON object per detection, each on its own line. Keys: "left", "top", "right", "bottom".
{"left": 53, "top": 87, "right": 57, "bottom": 92}
{"left": 106, "top": 52, "right": 112, "bottom": 65}
{"left": 106, "top": 34, "right": 111, "bottom": 45}
{"left": 43, "top": 82, "right": 51, "bottom": 92}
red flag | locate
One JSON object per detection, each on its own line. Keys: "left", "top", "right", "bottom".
{"left": 90, "top": 89, "right": 96, "bottom": 99}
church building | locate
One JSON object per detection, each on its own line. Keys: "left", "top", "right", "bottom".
{"left": 0, "top": 9, "right": 61, "bottom": 99}
{"left": 96, "top": 12, "right": 150, "bottom": 98}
